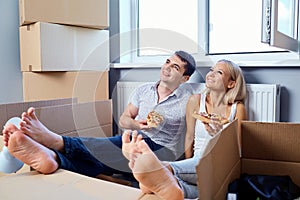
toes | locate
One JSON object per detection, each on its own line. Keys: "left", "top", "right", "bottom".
{"left": 4, "top": 124, "right": 19, "bottom": 133}
{"left": 137, "top": 140, "right": 151, "bottom": 153}
{"left": 122, "top": 130, "right": 131, "bottom": 144}
{"left": 131, "top": 131, "right": 138, "bottom": 142}
{"left": 137, "top": 134, "right": 143, "bottom": 142}
{"left": 27, "top": 107, "right": 37, "bottom": 120}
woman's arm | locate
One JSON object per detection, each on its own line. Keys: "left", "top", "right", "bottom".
{"left": 235, "top": 102, "right": 247, "bottom": 153}
{"left": 184, "top": 94, "right": 200, "bottom": 159}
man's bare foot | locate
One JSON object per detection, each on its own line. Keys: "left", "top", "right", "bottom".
{"left": 130, "top": 140, "right": 184, "bottom": 200}
{"left": 20, "top": 107, "right": 64, "bottom": 151}
{"left": 2, "top": 124, "right": 16, "bottom": 147}
{"left": 122, "top": 130, "right": 143, "bottom": 160}
{"left": 7, "top": 130, "right": 59, "bottom": 174}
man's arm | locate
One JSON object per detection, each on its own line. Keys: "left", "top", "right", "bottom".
{"left": 119, "top": 103, "right": 149, "bottom": 130}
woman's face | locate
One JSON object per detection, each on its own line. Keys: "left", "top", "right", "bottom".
{"left": 205, "top": 61, "right": 235, "bottom": 92}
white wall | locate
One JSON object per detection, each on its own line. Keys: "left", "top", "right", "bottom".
{"left": 0, "top": 0, "right": 23, "bottom": 103}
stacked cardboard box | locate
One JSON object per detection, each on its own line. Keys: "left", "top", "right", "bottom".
{"left": 18, "top": 0, "right": 110, "bottom": 102}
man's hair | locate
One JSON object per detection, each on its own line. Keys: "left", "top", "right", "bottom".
{"left": 175, "top": 50, "right": 196, "bottom": 76}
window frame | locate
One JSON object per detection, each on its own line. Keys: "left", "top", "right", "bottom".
{"left": 118, "top": 0, "right": 300, "bottom": 67}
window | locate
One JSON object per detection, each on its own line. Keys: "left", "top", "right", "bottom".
{"left": 119, "top": 0, "right": 300, "bottom": 66}
{"left": 209, "top": 0, "right": 282, "bottom": 54}
{"left": 261, "top": 0, "right": 298, "bottom": 52}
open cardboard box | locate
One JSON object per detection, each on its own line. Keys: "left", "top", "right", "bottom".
{"left": 196, "top": 120, "right": 300, "bottom": 200}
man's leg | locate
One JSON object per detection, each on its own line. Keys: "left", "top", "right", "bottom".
{"left": 4, "top": 125, "right": 58, "bottom": 174}
{"left": 18, "top": 107, "right": 134, "bottom": 176}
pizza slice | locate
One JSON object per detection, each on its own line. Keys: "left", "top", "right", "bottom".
{"left": 192, "top": 111, "right": 229, "bottom": 125}
{"left": 147, "top": 110, "right": 164, "bottom": 128}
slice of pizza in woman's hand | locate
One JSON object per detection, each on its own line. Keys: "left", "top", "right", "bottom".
{"left": 147, "top": 110, "right": 164, "bottom": 128}
{"left": 192, "top": 112, "right": 229, "bottom": 125}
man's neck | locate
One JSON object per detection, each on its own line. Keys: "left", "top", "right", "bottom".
{"left": 157, "top": 82, "right": 178, "bottom": 102}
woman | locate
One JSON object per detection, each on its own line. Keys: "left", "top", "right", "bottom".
{"left": 122, "top": 59, "right": 247, "bottom": 200}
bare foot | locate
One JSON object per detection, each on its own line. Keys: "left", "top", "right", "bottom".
{"left": 122, "top": 130, "right": 143, "bottom": 160}
{"left": 2, "top": 124, "right": 17, "bottom": 147}
{"left": 20, "top": 107, "right": 64, "bottom": 151}
{"left": 7, "top": 130, "right": 59, "bottom": 174}
{"left": 130, "top": 140, "right": 184, "bottom": 200}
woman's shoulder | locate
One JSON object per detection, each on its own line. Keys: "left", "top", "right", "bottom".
{"left": 188, "top": 93, "right": 201, "bottom": 102}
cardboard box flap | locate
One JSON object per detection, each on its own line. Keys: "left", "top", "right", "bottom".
{"left": 242, "top": 121, "right": 300, "bottom": 162}
{"left": 196, "top": 120, "right": 240, "bottom": 200}
{"left": 35, "top": 100, "right": 112, "bottom": 134}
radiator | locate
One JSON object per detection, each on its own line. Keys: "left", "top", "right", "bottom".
{"left": 117, "top": 82, "right": 281, "bottom": 122}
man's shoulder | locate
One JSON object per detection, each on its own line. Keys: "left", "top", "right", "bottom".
{"left": 178, "top": 83, "right": 196, "bottom": 94}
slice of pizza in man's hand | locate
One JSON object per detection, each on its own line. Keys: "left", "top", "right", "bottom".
{"left": 147, "top": 110, "right": 164, "bottom": 128}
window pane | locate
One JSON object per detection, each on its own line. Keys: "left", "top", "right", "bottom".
{"left": 209, "top": 0, "right": 282, "bottom": 54}
{"left": 138, "top": 0, "right": 198, "bottom": 56}
{"left": 278, "top": 0, "right": 297, "bottom": 38}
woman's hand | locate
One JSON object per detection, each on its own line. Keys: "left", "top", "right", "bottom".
{"left": 203, "top": 119, "right": 223, "bottom": 136}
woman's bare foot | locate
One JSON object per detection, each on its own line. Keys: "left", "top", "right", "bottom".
{"left": 130, "top": 140, "right": 184, "bottom": 200}
{"left": 122, "top": 130, "right": 143, "bottom": 160}
{"left": 20, "top": 107, "right": 64, "bottom": 151}
{"left": 7, "top": 130, "right": 59, "bottom": 174}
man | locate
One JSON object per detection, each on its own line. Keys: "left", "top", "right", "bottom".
{"left": 3, "top": 51, "right": 196, "bottom": 178}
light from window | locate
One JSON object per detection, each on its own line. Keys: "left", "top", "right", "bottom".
{"left": 209, "top": 0, "right": 284, "bottom": 54}
{"left": 138, "top": 0, "right": 198, "bottom": 56}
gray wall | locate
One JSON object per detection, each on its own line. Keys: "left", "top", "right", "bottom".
{"left": 1, "top": 0, "right": 299, "bottom": 123}
{"left": 0, "top": 0, "right": 23, "bottom": 103}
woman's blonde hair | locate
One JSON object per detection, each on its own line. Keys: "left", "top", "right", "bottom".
{"left": 206, "top": 59, "right": 247, "bottom": 104}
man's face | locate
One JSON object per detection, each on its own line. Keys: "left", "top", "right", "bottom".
{"left": 160, "top": 54, "right": 188, "bottom": 86}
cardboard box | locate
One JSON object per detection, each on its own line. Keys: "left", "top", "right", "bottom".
{"left": 0, "top": 98, "right": 75, "bottom": 129}
{"left": 19, "top": 22, "right": 109, "bottom": 71}
{"left": 0, "top": 170, "right": 143, "bottom": 200}
{"left": 23, "top": 71, "right": 109, "bottom": 102}
{"left": 34, "top": 100, "right": 113, "bottom": 137}
{"left": 19, "top": 0, "right": 109, "bottom": 29}
{"left": 0, "top": 99, "right": 112, "bottom": 177}
{"left": 196, "top": 120, "right": 300, "bottom": 200}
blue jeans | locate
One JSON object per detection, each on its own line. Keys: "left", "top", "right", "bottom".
{"left": 53, "top": 132, "right": 176, "bottom": 177}
{"left": 169, "top": 157, "right": 199, "bottom": 199}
